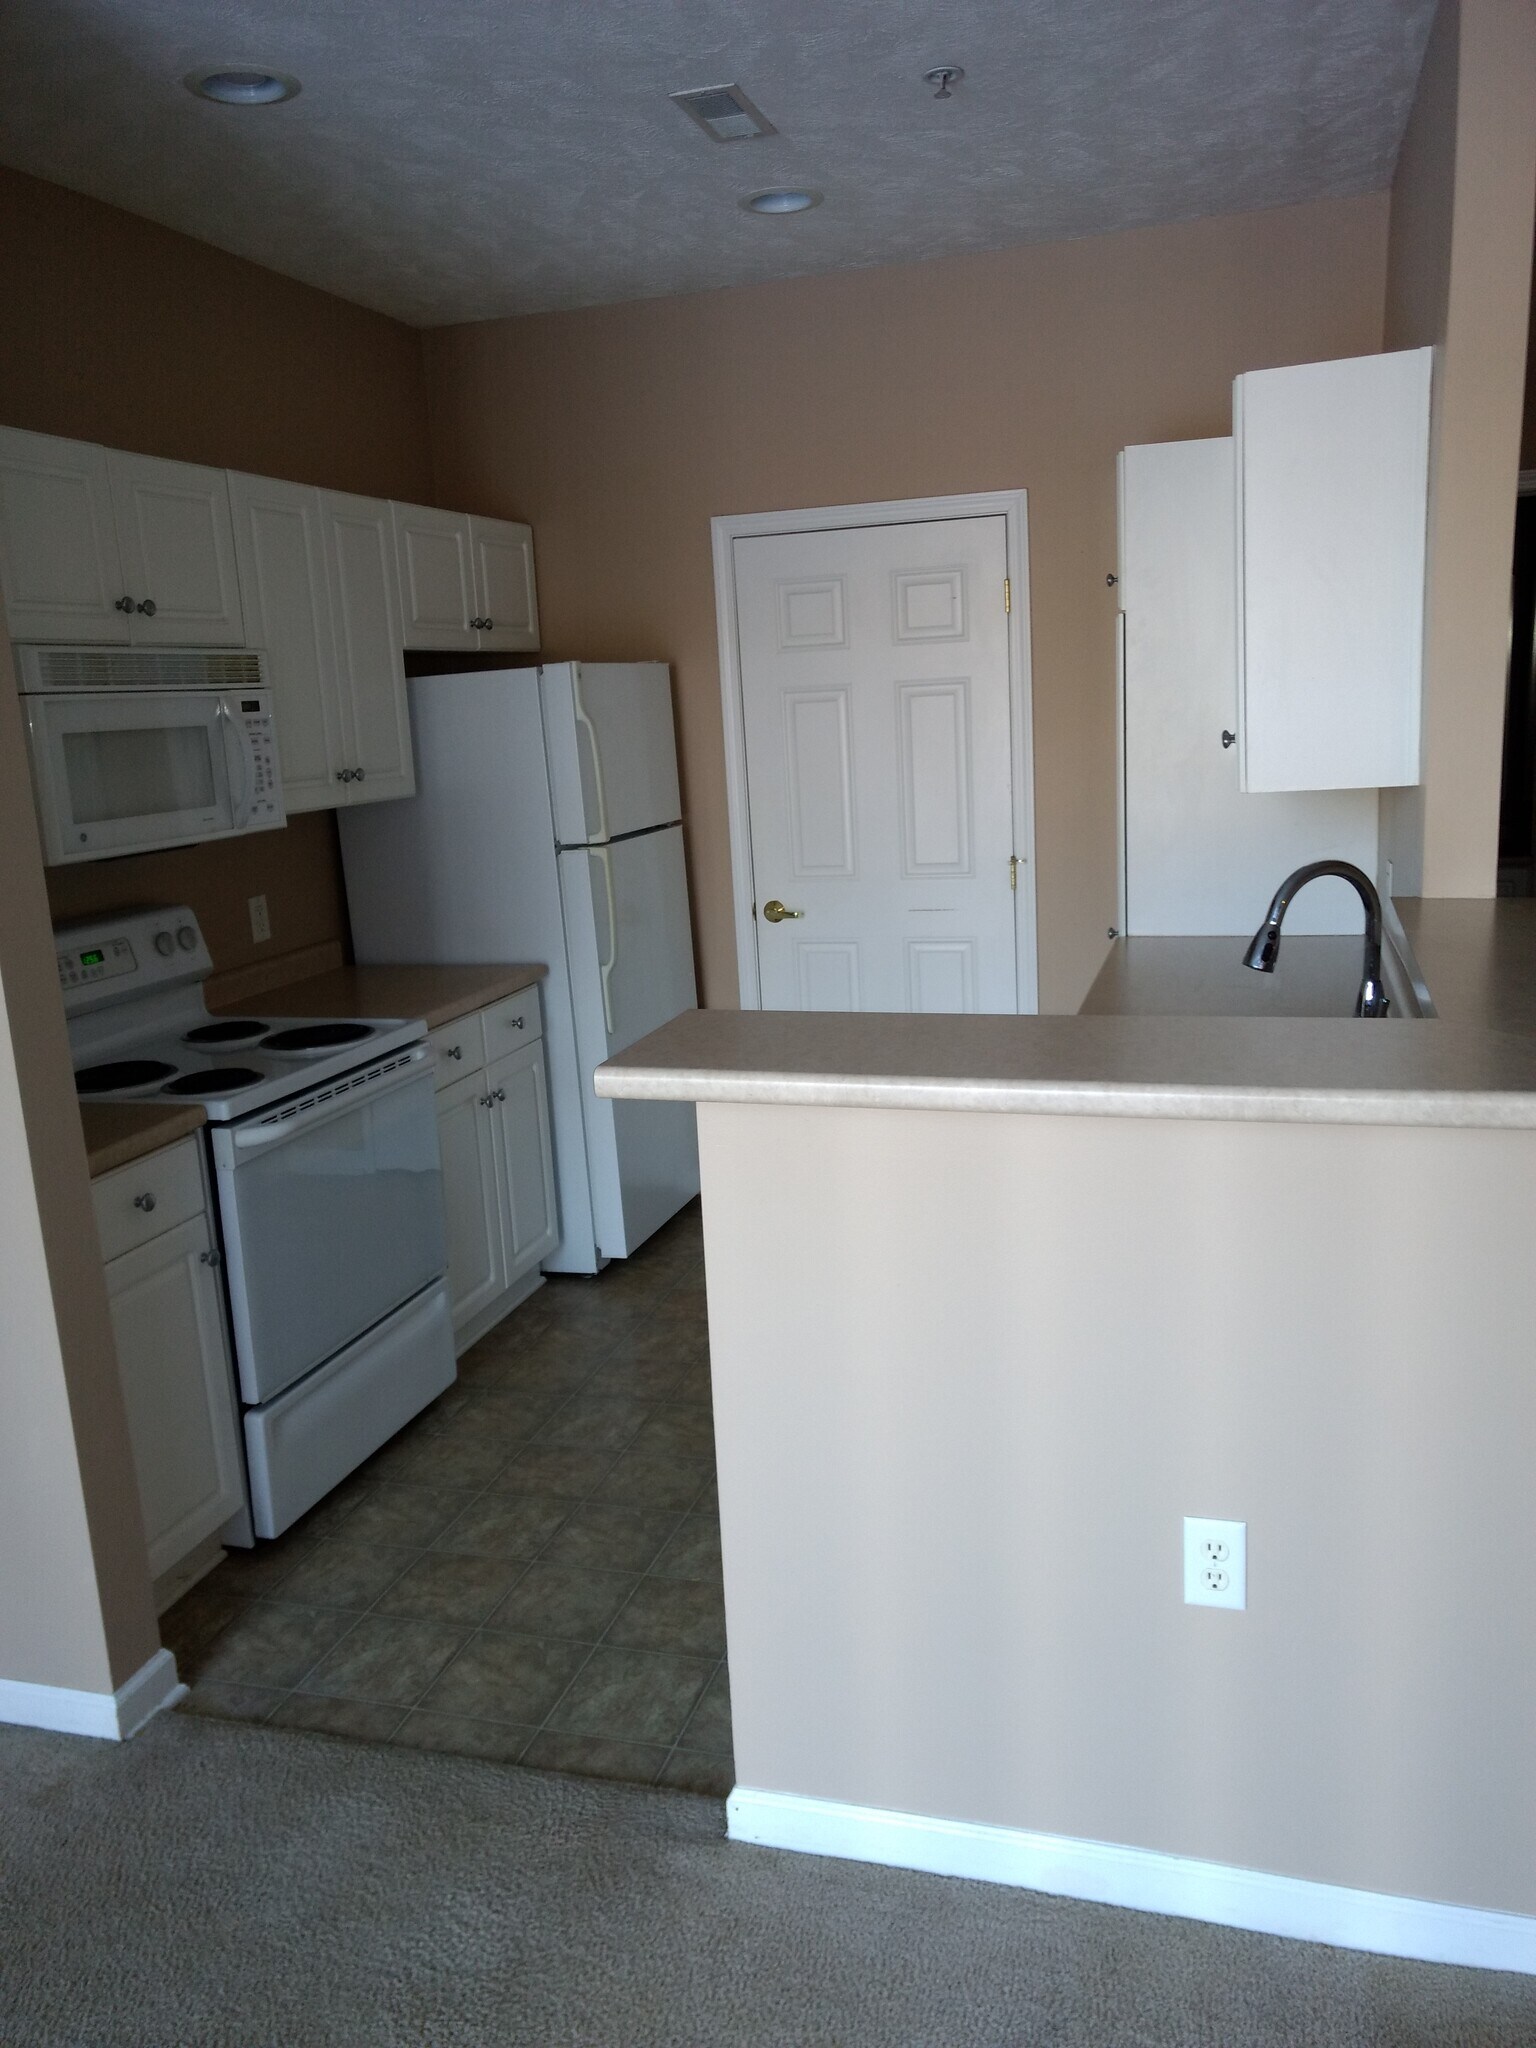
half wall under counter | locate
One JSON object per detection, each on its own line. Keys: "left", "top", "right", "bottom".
{"left": 596, "top": 992, "right": 1536, "bottom": 1968}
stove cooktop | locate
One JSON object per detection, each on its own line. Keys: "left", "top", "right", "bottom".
{"left": 72, "top": 1012, "right": 427, "bottom": 1122}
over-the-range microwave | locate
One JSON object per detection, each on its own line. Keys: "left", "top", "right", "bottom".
{"left": 16, "top": 645, "right": 285, "bottom": 866}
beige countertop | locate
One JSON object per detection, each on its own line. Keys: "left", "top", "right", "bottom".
{"left": 82, "top": 1102, "right": 206, "bottom": 1179}
{"left": 214, "top": 962, "right": 546, "bottom": 1031}
{"left": 596, "top": 900, "right": 1536, "bottom": 1130}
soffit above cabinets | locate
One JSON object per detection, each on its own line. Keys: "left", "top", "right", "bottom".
{"left": 0, "top": 0, "right": 1435, "bottom": 327}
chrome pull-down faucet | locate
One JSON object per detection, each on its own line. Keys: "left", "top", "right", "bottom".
{"left": 1242, "top": 861, "right": 1390, "bottom": 1018}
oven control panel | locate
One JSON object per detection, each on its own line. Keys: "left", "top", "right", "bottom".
{"left": 56, "top": 906, "right": 214, "bottom": 1013}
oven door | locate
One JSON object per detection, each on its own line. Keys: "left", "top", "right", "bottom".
{"left": 24, "top": 687, "right": 254, "bottom": 865}
{"left": 209, "top": 1049, "right": 447, "bottom": 1407}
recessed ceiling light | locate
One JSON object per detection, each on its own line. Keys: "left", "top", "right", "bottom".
{"left": 740, "top": 190, "right": 822, "bottom": 216}
{"left": 185, "top": 67, "right": 300, "bottom": 106}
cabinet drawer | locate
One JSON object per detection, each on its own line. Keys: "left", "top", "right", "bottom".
{"left": 93, "top": 1135, "right": 205, "bottom": 1262}
{"left": 429, "top": 1010, "right": 485, "bottom": 1084}
{"left": 483, "top": 986, "right": 542, "bottom": 1056}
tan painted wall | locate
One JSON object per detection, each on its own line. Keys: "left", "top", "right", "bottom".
{"left": 0, "top": 164, "right": 433, "bottom": 983}
{"left": 0, "top": 609, "right": 158, "bottom": 1695}
{"left": 1382, "top": 0, "right": 1536, "bottom": 896}
{"left": 424, "top": 194, "right": 1390, "bottom": 1014}
{"left": 700, "top": 1099, "right": 1536, "bottom": 1914}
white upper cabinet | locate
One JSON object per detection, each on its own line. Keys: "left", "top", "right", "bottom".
{"left": 0, "top": 429, "right": 127, "bottom": 643}
{"left": 393, "top": 501, "right": 539, "bottom": 653}
{"left": 0, "top": 430, "right": 245, "bottom": 645}
{"left": 228, "top": 471, "right": 346, "bottom": 812}
{"left": 393, "top": 501, "right": 477, "bottom": 649}
{"left": 321, "top": 490, "right": 415, "bottom": 804}
{"left": 107, "top": 450, "right": 245, "bottom": 645}
{"left": 1235, "top": 347, "right": 1432, "bottom": 794}
{"left": 471, "top": 515, "right": 539, "bottom": 652}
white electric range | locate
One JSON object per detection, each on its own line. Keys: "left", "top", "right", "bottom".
{"left": 61, "top": 906, "right": 456, "bottom": 1541}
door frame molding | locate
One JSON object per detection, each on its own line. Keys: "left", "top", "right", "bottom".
{"left": 710, "top": 490, "right": 1039, "bottom": 1012}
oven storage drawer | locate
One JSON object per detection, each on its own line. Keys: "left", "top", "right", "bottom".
{"left": 243, "top": 1280, "right": 454, "bottom": 1538}
{"left": 92, "top": 1135, "right": 205, "bottom": 1262}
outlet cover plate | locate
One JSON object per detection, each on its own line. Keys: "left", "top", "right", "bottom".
{"left": 1184, "top": 1516, "right": 1246, "bottom": 1609}
{"left": 248, "top": 894, "right": 271, "bottom": 944}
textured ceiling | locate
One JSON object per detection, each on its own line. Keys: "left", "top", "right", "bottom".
{"left": 0, "top": 1, "right": 1436, "bottom": 328}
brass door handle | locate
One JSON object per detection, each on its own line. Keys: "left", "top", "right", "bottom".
{"left": 761, "top": 899, "right": 804, "bottom": 924}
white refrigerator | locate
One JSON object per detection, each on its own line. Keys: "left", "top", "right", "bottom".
{"left": 339, "top": 661, "right": 699, "bottom": 1273}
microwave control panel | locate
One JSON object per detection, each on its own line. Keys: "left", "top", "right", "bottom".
{"left": 236, "top": 697, "right": 282, "bottom": 823}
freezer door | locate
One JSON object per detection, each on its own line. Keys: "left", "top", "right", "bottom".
{"left": 558, "top": 824, "right": 699, "bottom": 1256}
{"left": 542, "top": 662, "right": 682, "bottom": 843}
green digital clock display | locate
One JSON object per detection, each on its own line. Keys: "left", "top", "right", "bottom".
{"left": 79, "top": 949, "right": 104, "bottom": 967}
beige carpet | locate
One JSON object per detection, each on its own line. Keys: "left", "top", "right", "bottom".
{"left": 3, "top": 1711, "right": 1534, "bottom": 2046}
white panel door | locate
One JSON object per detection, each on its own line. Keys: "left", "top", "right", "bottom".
{"left": 321, "top": 490, "right": 415, "bottom": 802}
{"left": 392, "top": 502, "right": 476, "bottom": 649}
{"left": 1236, "top": 347, "right": 1431, "bottom": 793}
{"left": 471, "top": 516, "right": 539, "bottom": 651}
{"left": 104, "top": 1213, "right": 245, "bottom": 1578}
{"left": 0, "top": 428, "right": 128, "bottom": 642}
{"left": 228, "top": 472, "right": 346, "bottom": 812}
{"left": 1120, "top": 439, "right": 1378, "bottom": 934}
{"left": 107, "top": 451, "right": 245, "bottom": 644}
{"left": 435, "top": 1066, "right": 507, "bottom": 1331}
{"left": 736, "top": 517, "right": 1018, "bottom": 1012}
{"left": 488, "top": 1041, "right": 560, "bottom": 1283}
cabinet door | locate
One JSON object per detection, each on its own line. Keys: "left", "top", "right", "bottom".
{"left": 436, "top": 1067, "right": 507, "bottom": 1332}
{"left": 393, "top": 502, "right": 476, "bottom": 649}
{"left": 0, "top": 427, "right": 129, "bottom": 643}
{"left": 320, "top": 490, "right": 415, "bottom": 803}
{"left": 228, "top": 472, "right": 346, "bottom": 811}
{"left": 471, "top": 516, "right": 539, "bottom": 651}
{"left": 487, "top": 1041, "right": 559, "bottom": 1284}
{"left": 1235, "top": 347, "right": 1431, "bottom": 793}
{"left": 108, "top": 451, "right": 246, "bottom": 645}
{"left": 104, "top": 1214, "right": 244, "bottom": 1578}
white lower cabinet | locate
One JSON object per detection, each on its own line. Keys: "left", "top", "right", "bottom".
{"left": 432, "top": 991, "right": 559, "bottom": 1349}
{"left": 94, "top": 1138, "right": 244, "bottom": 1591}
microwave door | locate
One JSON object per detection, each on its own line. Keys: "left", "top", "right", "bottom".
{"left": 30, "top": 691, "right": 236, "bottom": 863}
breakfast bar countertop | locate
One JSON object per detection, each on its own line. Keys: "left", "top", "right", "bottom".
{"left": 214, "top": 962, "right": 548, "bottom": 1032}
{"left": 81, "top": 1101, "right": 207, "bottom": 1179}
{"left": 596, "top": 900, "right": 1536, "bottom": 1131}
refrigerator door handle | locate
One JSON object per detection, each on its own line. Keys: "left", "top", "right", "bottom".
{"left": 592, "top": 845, "right": 618, "bottom": 1036}
{"left": 571, "top": 666, "right": 612, "bottom": 844}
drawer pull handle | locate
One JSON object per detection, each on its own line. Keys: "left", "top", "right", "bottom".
{"left": 444, "top": 1044, "right": 462, "bottom": 1059}
{"left": 133, "top": 1192, "right": 156, "bottom": 1212}
{"left": 505, "top": 1015, "right": 524, "bottom": 1030}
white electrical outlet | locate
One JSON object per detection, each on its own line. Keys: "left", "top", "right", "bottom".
{"left": 248, "top": 894, "right": 271, "bottom": 944}
{"left": 1184, "top": 1517, "right": 1246, "bottom": 1610}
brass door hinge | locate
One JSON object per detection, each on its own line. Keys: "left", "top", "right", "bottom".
{"left": 1004, "top": 576, "right": 1012, "bottom": 615}
{"left": 1009, "top": 854, "right": 1019, "bottom": 891}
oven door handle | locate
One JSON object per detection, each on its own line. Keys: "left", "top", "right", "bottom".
{"left": 221, "top": 700, "right": 255, "bottom": 831}
{"left": 228, "top": 1046, "right": 431, "bottom": 1150}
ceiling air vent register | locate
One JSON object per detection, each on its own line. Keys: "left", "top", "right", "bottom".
{"left": 669, "top": 84, "right": 777, "bottom": 143}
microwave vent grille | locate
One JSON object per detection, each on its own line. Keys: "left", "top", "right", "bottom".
{"left": 22, "top": 647, "right": 268, "bottom": 690}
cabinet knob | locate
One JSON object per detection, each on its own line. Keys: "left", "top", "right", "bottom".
{"left": 114, "top": 594, "right": 136, "bottom": 614}
{"left": 355, "top": 767, "right": 365, "bottom": 782}
{"left": 136, "top": 598, "right": 157, "bottom": 617}
{"left": 444, "top": 1043, "right": 462, "bottom": 1059}
{"left": 133, "top": 1192, "right": 156, "bottom": 1212}
{"left": 506, "top": 1015, "right": 524, "bottom": 1030}
{"left": 479, "top": 1092, "right": 495, "bottom": 1109}
{"left": 494, "top": 1086, "right": 506, "bottom": 1102}
{"left": 1221, "top": 729, "right": 1237, "bottom": 750}
{"left": 482, "top": 617, "right": 493, "bottom": 631}
{"left": 200, "top": 1248, "right": 221, "bottom": 1268}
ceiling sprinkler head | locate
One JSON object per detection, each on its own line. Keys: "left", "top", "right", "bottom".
{"left": 923, "top": 66, "right": 964, "bottom": 101}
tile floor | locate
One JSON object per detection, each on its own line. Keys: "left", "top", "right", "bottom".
{"left": 163, "top": 1201, "right": 733, "bottom": 1795}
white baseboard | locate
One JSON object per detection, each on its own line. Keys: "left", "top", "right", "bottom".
{"left": 0, "top": 1647, "right": 185, "bottom": 1741}
{"left": 726, "top": 1787, "right": 1536, "bottom": 1976}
